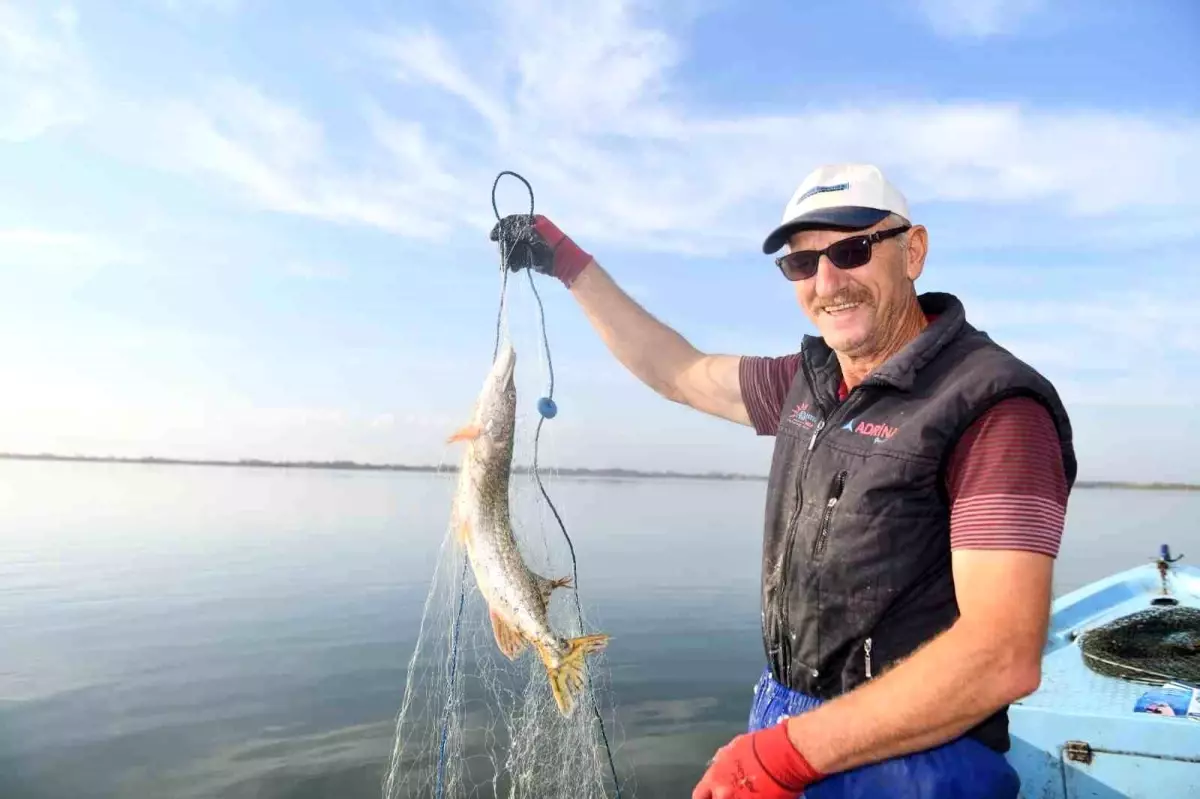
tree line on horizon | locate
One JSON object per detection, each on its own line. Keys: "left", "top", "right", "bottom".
{"left": 1, "top": 452, "right": 1195, "bottom": 490}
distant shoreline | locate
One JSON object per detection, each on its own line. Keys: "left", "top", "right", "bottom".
{"left": 0, "top": 452, "right": 764, "bottom": 482}
{"left": 1, "top": 452, "right": 1197, "bottom": 491}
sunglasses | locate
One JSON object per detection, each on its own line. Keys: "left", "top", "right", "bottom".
{"left": 775, "top": 225, "right": 911, "bottom": 281}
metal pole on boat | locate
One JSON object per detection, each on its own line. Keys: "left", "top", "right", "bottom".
{"left": 1156, "top": 543, "right": 1184, "bottom": 597}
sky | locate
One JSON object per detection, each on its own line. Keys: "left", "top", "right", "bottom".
{"left": 1, "top": 0, "right": 1198, "bottom": 481}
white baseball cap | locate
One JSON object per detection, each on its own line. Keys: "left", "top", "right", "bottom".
{"left": 761, "top": 163, "right": 910, "bottom": 254}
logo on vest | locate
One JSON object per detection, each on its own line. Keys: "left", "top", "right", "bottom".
{"left": 785, "top": 402, "right": 819, "bottom": 430}
{"left": 842, "top": 417, "right": 899, "bottom": 444}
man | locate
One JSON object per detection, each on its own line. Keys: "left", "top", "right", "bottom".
{"left": 490, "top": 163, "right": 1076, "bottom": 798}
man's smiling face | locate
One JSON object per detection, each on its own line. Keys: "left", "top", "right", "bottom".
{"left": 787, "top": 218, "right": 927, "bottom": 359}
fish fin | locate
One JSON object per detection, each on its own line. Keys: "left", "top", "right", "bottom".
{"left": 536, "top": 574, "right": 573, "bottom": 605}
{"left": 489, "top": 609, "right": 527, "bottom": 660}
{"left": 535, "top": 633, "right": 609, "bottom": 716}
{"left": 446, "top": 424, "right": 482, "bottom": 443}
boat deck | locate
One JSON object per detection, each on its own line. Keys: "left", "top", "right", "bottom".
{"left": 1007, "top": 561, "right": 1200, "bottom": 798}
{"left": 1028, "top": 562, "right": 1199, "bottom": 714}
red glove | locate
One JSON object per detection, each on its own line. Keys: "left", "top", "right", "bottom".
{"left": 692, "top": 723, "right": 824, "bottom": 799}
{"left": 531, "top": 215, "right": 593, "bottom": 287}
{"left": 489, "top": 214, "right": 594, "bottom": 288}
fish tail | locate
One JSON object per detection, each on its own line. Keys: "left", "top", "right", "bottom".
{"left": 536, "top": 633, "right": 610, "bottom": 716}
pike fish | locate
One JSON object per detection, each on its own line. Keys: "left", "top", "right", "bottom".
{"left": 446, "top": 340, "right": 608, "bottom": 716}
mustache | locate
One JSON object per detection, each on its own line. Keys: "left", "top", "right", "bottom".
{"left": 815, "top": 288, "right": 872, "bottom": 307}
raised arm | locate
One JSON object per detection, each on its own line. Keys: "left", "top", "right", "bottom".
{"left": 491, "top": 214, "right": 752, "bottom": 427}
{"left": 568, "top": 261, "right": 751, "bottom": 426}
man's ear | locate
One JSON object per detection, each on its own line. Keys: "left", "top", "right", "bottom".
{"left": 905, "top": 224, "right": 928, "bottom": 282}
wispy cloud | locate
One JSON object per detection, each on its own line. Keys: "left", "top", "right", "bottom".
{"left": 0, "top": 228, "right": 142, "bottom": 281}
{"left": 914, "top": 0, "right": 1048, "bottom": 39}
{"left": 371, "top": 27, "right": 511, "bottom": 138}
{"left": 151, "top": 0, "right": 241, "bottom": 15}
{"left": 347, "top": 0, "right": 1199, "bottom": 255}
{"left": 145, "top": 80, "right": 469, "bottom": 238}
{"left": 284, "top": 261, "right": 346, "bottom": 281}
{"left": 967, "top": 284, "right": 1200, "bottom": 407}
{"left": 0, "top": 2, "right": 94, "bottom": 141}
{"left": 17, "top": 0, "right": 1198, "bottom": 259}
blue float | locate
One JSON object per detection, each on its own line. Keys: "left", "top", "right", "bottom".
{"left": 537, "top": 397, "right": 557, "bottom": 419}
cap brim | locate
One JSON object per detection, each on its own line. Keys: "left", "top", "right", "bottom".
{"left": 761, "top": 206, "right": 891, "bottom": 254}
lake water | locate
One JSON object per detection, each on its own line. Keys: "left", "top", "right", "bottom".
{"left": 2, "top": 461, "right": 1198, "bottom": 798}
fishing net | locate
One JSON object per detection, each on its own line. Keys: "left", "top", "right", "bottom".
{"left": 379, "top": 462, "right": 626, "bottom": 799}
{"left": 1078, "top": 606, "right": 1200, "bottom": 685}
{"left": 380, "top": 173, "right": 629, "bottom": 799}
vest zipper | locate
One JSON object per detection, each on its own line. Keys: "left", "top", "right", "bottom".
{"left": 776, "top": 391, "right": 861, "bottom": 681}
{"left": 807, "top": 420, "right": 824, "bottom": 451}
{"left": 782, "top": 419, "right": 825, "bottom": 541}
{"left": 812, "top": 470, "right": 848, "bottom": 560}
{"left": 774, "top": 350, "right": 884, "bottom": 684}
{"left": 865, "top": 637, "right": 873, "bottom": 679}
{"left": 777, "top": 422, "right": 822, "bottom": 682}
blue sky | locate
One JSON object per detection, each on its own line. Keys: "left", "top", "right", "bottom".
{"left": 2, "top": 0, "right": 1199, "bottom": 481}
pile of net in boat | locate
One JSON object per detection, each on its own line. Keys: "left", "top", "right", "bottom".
{"left": 1078, "top": 606, "right": 1200, "bottom": 684}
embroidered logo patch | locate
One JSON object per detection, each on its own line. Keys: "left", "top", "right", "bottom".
{"left": 841, "top": 417, "right": 899, "bottom": 444}
{"left": 796, "top": 182, "right": 849, "bottom": 204}
{"left": 785, "top": 402, "right": 819, "bottom": 430}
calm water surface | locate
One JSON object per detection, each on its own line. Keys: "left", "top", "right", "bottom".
{"left": 1, "top": 461, "right": 1197, "bottom": 798}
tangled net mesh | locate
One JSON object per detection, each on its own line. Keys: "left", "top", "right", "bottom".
{"left": 380, "top": 273, "right": 629, "bottom": 798}
{"left": 1079, "top": 606, "right": 1200, "bottom": 685}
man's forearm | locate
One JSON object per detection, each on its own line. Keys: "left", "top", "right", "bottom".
{"left": 785, "top": 619, "right": 1040, "bottom": 775}
{"left": 568, "top": 260, "right": 704, "bottom": 403}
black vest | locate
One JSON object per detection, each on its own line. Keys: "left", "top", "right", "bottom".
{"left": 759, "top": 291, "right": 1077, "bottom": 752}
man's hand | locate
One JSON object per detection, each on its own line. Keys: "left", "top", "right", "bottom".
{"left": 489, "top": 214, "right": 593, "bottom": 287}
{"left": 692, "top": 723, "right": 823, "bottom": 799}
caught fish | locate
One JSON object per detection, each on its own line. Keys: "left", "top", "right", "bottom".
{"left": 446, "top": 340, "right": 608, "bottom": 716}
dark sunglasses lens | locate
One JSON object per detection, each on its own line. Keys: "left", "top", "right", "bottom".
{"left": 780, "top": 252, "right": 819, "bottom": 280}
{"left": 828, "top": 236, "right": 871, "bottom": 268}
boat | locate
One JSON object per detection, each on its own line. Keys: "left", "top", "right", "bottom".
{"left": 1006, "top": 545, "right": 1200, "bottom": 797}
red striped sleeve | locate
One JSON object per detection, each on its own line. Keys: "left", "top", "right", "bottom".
{"left": 945, "top": 396, "right": 1068, "bottom": 557}
{"left": 739, "top": 353, "right": 803, "bottom": 435}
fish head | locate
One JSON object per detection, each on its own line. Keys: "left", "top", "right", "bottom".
{"left": 473, "top": 341, "right": 518, "bottom": 456}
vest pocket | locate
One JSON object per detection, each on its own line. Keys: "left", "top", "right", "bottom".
{"left": 811, "top": 470, "right": 848, "bottom": 559}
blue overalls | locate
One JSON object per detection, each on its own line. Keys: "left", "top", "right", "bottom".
{"left": 748, "top": 668, "right": 1020, "bottom": 799}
